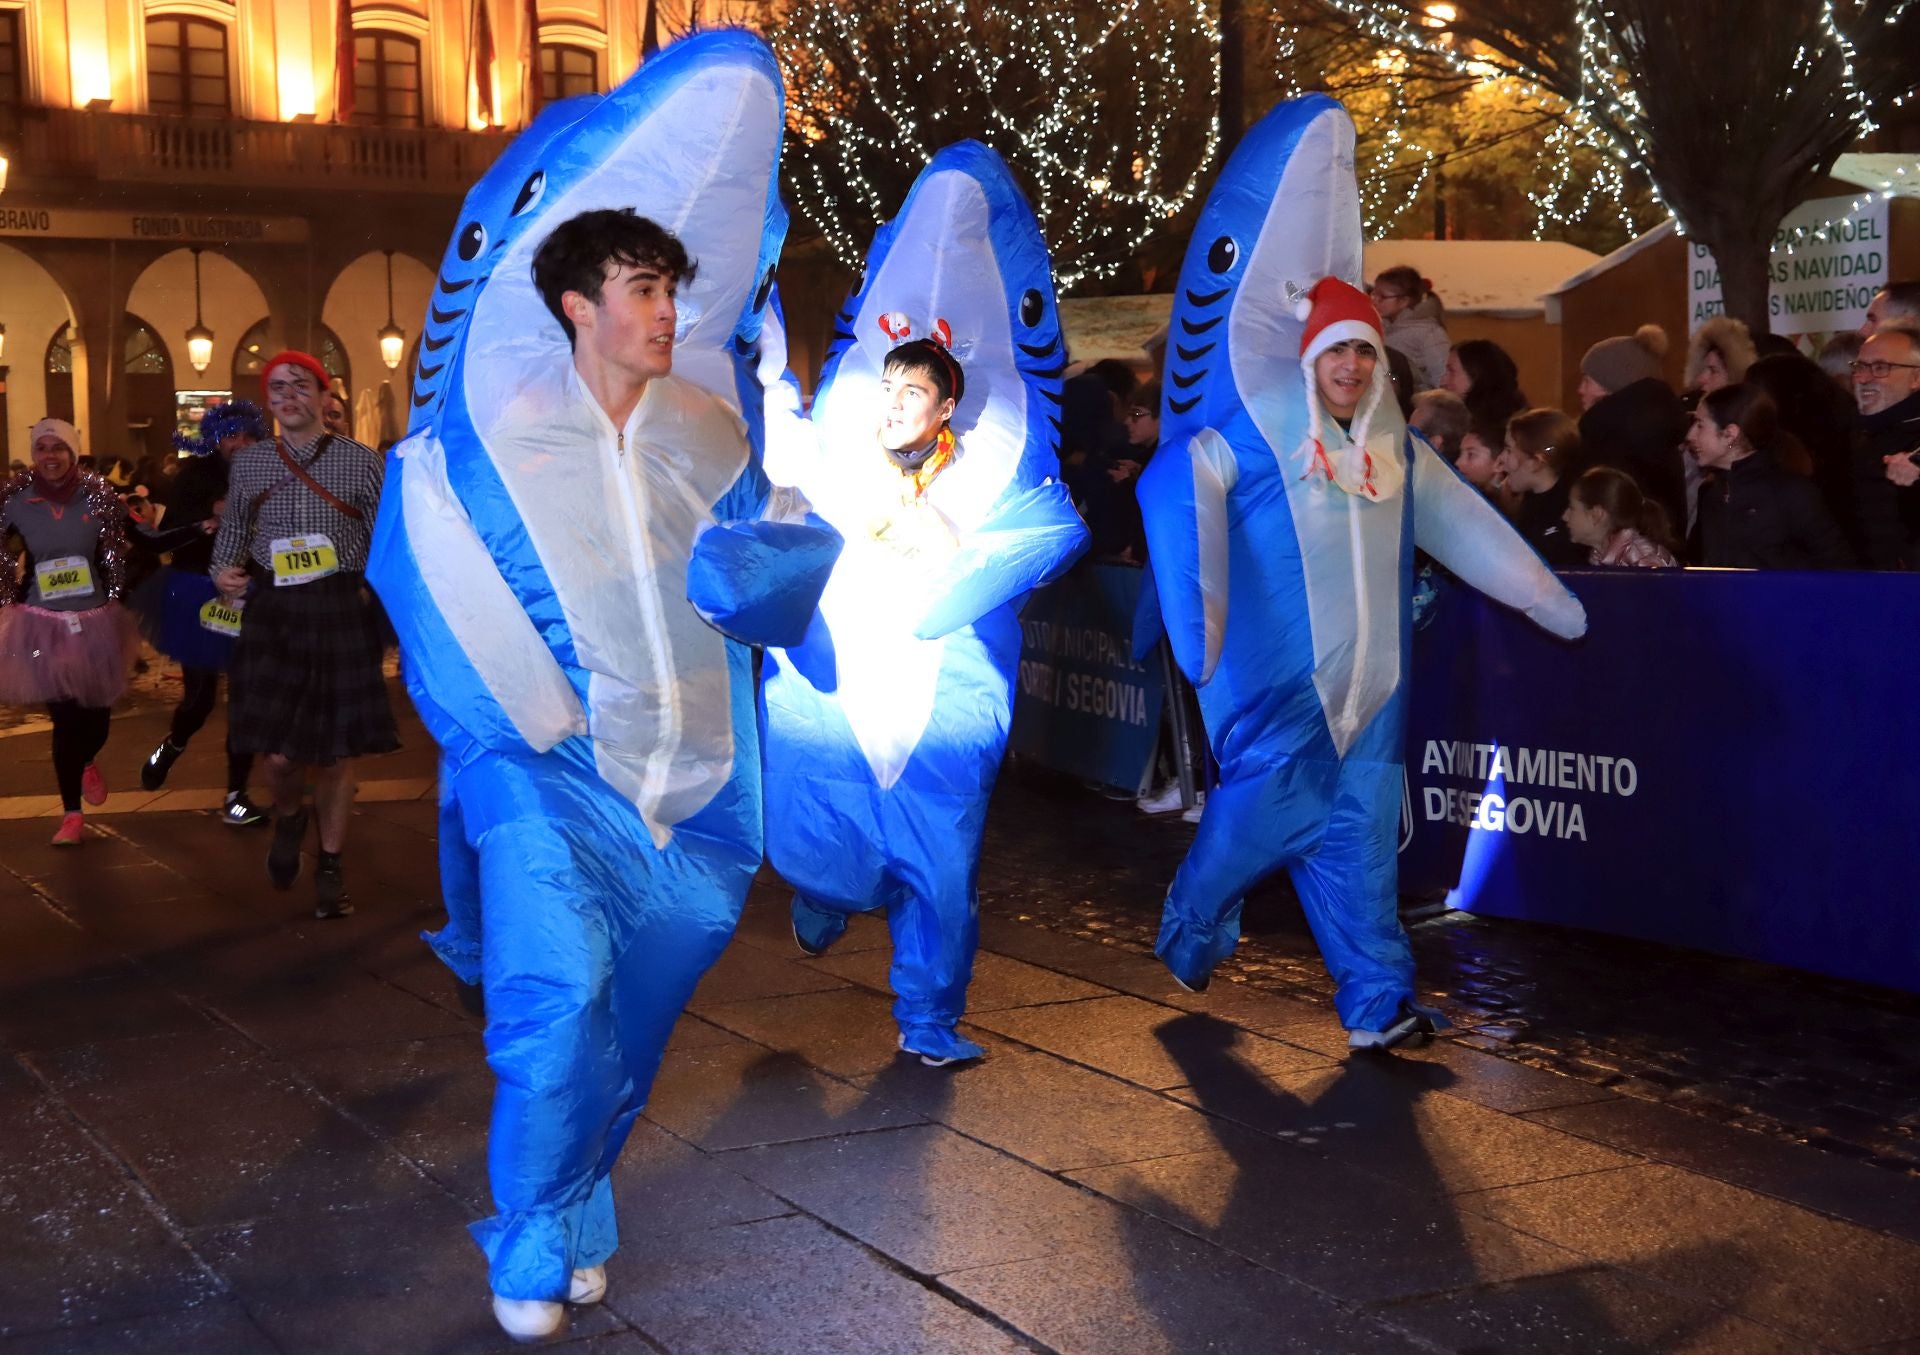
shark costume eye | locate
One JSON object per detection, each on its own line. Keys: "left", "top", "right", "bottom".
{"left": 1019, "top": 288, "right": 1044, "bottom": 327}
{"left": 1207, "top": 236, "right": 1238, "bottom": 274}
{"left": 458, "top": 222, "right": 488, "bottom": 262}
{"left": 753, "top": 268, "right": 774, "bottom": 312}
{"left": 511, "top": 170, "right": 546, "bottom": 217}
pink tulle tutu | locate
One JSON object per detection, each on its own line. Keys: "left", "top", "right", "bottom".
{"left": 0, "top": 603, "right": 138, "bottom": 708}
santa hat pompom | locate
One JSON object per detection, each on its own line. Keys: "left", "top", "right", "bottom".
{"left": 1294, "top": 295, "right": 1315, "bottom": 323}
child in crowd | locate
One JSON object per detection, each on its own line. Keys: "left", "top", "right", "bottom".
{"left": 1496, "top": 408, "right": 1586, "bottom": 566}
{"left": 1562, "top": 466, "right": 1678, "bottom": 568}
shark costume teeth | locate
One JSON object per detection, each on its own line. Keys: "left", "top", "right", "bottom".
{"left": 366, "top": 31, "right": 838, "bottom": 1307}
{"left": 756, "top": 141, "right": 1089, "bottom": 1060}
{"left": 1137, "top": 94, "right": 1586, "bottom": 1032}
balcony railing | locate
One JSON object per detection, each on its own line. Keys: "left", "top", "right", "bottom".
{"left": 0, "top": 105, "right": 510, "bottom": 196}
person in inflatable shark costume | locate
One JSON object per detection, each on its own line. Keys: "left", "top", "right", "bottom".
{"left": 1138, "top": 94, "right": 1587, "bottom": 1050}
{"left": 365, "top": 33, "right": 840, "bottom": 1343}
{"left": 756, "top": 141, "right": 1090, "bottom": 1066}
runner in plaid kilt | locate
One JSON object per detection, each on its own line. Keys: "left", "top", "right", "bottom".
{"left": 211, "top": 350, "right": 396, "bottom": 918}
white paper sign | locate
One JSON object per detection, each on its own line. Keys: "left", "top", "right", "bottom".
{"left": 1687, "top": 194, "right": 1889, "bottom": 335}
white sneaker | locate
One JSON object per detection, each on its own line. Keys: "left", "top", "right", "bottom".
{"left": 1180, "top": 793, "right": 1208, "bottom": 824}
{"left": 1137, "top": 783, "right": 1187, "bottom": 815}
{"left": 492, "top": 1295, "right": 565, "bottom": 1342}
{"left": 569, "top": 1265, "right": 607, "bottom": 1306}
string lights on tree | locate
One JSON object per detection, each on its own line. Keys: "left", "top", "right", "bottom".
{"left": 1312, "top": 0, "right": 1919, "bottom": 329}
{"left": 772, "top": 0, "right": 1221, "bottom": 290}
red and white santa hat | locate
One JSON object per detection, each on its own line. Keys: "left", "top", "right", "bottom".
{"left": 1295, "top": 277, "right": 1391, "bottom": 463}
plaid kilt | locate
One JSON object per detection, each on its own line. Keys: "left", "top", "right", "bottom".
{"left": 227, "top": 571, "right": 399, "bottom": 765}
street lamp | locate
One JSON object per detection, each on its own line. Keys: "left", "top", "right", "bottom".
{"left": 185, "top": 247, "right": 215, "bottom": 375}
{"left": 378, "top": 250, "right": 407, "bottom": 370}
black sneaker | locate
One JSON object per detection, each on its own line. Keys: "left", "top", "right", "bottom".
{"left": 268, "top": 810, "right": 309, "bottom": 890}
{"left": 221, "top": 792, "right": 268, "bottom": 828}
{"left": 140, "top": 739, "right": 184, "bottom": 791}
{"left": 313, "top": 860, "right": 353, "bottom": 919}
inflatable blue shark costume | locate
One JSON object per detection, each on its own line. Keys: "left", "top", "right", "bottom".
{"left": 758, "top": 142, "right": 1090, "bottom": 1063}
{"left": 367, "top": 33, "right": 838, "bottom": 1310}
{"left": 1139, "top": 95, "right": 1586, "bottom": 1045}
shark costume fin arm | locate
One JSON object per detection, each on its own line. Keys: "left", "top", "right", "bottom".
{"left": 370, "top": 433, "right": 587, "bottom": 754}
{"left": 1410, "top": 433, "right": 1587, "bottom": 640}
{"left": 686, "top": 507, "right": 843, "bottom": 650}
{"left": 1139, "top": 426, "right": 1238, "bottom": 685}
{"left": 910, "top": 480, "right": 1090, "bottom": 641}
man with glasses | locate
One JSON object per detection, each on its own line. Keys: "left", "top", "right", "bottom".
{"left": 211, "top": 351, "right": 397, "bottom": 916}
{"left": 1851, "top": 324, "right": 1920, "bottom": 569}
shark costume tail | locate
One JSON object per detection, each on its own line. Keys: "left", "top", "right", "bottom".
{"left": 367, "top": 32, "right": 837, "bottom": 1301}
{"left": 1137, "top": 97, "right": 1584, "bottom": 1034}
{"left": 757, "top": 142, "right": 1088, "bottom": 1059}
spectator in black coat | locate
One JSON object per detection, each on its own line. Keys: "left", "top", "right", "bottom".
{"left": 1496, "top": 408, "right": 1586, "bottom": 567}
{"left": 1850, "top": 324, "right": 1920, "bottom": 570}
{"left": 1059, "top": 358, "right": 1135, "bottom": 507}
{"left": 1577, "top": 324, "right": 1688, "bottom": 532}
{"left": 1747, "top": 351, "right": 1860, "bottom": 556}
{"left": 1690, "top": 383, "right": 1852, "bottom": 570}
{"left": 1087, "top": 380, "right": 1159, "bottom": 564}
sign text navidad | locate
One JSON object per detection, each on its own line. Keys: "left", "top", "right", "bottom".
{"left": 1687, "top": 194, "right": 1888, "bottom": 333}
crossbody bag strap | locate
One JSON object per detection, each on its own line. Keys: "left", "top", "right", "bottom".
{"left": 274, "top": 435, "right": 364, "bottom": 521}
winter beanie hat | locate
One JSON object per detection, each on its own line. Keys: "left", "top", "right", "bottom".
{"left": 1581, "top": 324, "right": 1669, "bottom": 395}
{"left": 1296, "top": 277, "right": 1393, "bottom": 500}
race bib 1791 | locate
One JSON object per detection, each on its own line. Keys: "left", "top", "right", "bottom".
{"left": 270, "top": 534, "right": 339, "bottom": 587}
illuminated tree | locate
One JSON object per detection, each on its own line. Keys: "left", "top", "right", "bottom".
{"left": 1317, "top": 0, "right": 1920, "bottom": 330}
{"left": 771, "top": 0, "right": 1221, "bottom": 291}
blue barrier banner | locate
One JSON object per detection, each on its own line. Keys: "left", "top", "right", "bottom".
{"left": 1403, "top": 569, "right": 1920, "bottom": 994}
{"left": 1011, "top": 562, "right": 1166, "bottom": 792}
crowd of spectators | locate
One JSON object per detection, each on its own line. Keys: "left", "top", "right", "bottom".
{"left": 1071, "top": 277, "right": 1920, "bottom": 580}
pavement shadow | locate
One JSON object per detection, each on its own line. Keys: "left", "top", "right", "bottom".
{"left": 1118, "top": 1013, "right": 1771, "bottom": 1352}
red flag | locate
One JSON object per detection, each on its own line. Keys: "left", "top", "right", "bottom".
{"left": 334, "top": 0, "right": 355, "bottom": 123}
{"left": 522, "top": 0, "right": 542, "bottom": 120}
{"left": 470, "top": 0, "right": 498, "bottom": 125}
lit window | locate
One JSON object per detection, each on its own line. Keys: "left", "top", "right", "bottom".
{"left": 147, "top": 17, "right": 231, "bottom": 118}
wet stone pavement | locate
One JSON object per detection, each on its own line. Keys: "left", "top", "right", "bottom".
{"left": 1, "top": 684, "right": 1918, "bottom": 1353}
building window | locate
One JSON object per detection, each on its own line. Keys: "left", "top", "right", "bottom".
{"left": 0, "top": 10, "right": 23, "bottom": 108}
{"left": 540, "top": 44, "right": 598, "bottom": 102}
{"left": 147, "top": 16, "right": 232, "bottom": 118}
{"left": 353, "top": 31, "right": 424, "bottom": 128}
{"left": 124, "top": 317, "right": 170, "bottom": 375}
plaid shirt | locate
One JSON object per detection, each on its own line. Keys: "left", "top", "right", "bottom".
{"left": 210, "top": 432, "right": 385, "bottom": 576}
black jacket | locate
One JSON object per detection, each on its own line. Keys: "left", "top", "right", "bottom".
{"left": 1697, "top": 447, "right": 1853, "bottom": 570}
{"left": 1851, "top": 391, "right": 1920, "bottom": 570}
{"left": 1580, "top": 377, "right": 1689, "bottom": 533}
{"left": 1514, "top": 475, "right": 1586, "bottom": 568}
{"left": 153, "top": 453, "right": 230, "bottom": 573}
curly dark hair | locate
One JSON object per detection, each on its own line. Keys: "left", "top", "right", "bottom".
{"left": 531, "top": 209, "right": 697, "bottom": 347}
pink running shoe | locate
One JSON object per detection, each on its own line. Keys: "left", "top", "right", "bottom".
{"left": 80, "top": 764, "right": 107, "bottom": 807}
{"left": 50, "top": 812, "right": 85, "bottom": 846}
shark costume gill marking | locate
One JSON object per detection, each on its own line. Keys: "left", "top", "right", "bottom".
{"left": 757, "top": 141, "right": 1089, "bottom": 1063}
{"left": 1138, "top": 95, "right": 1586, "bottom": 1039}
{"left": 366, "top": 32, "right": 838, "bottom": 1308}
